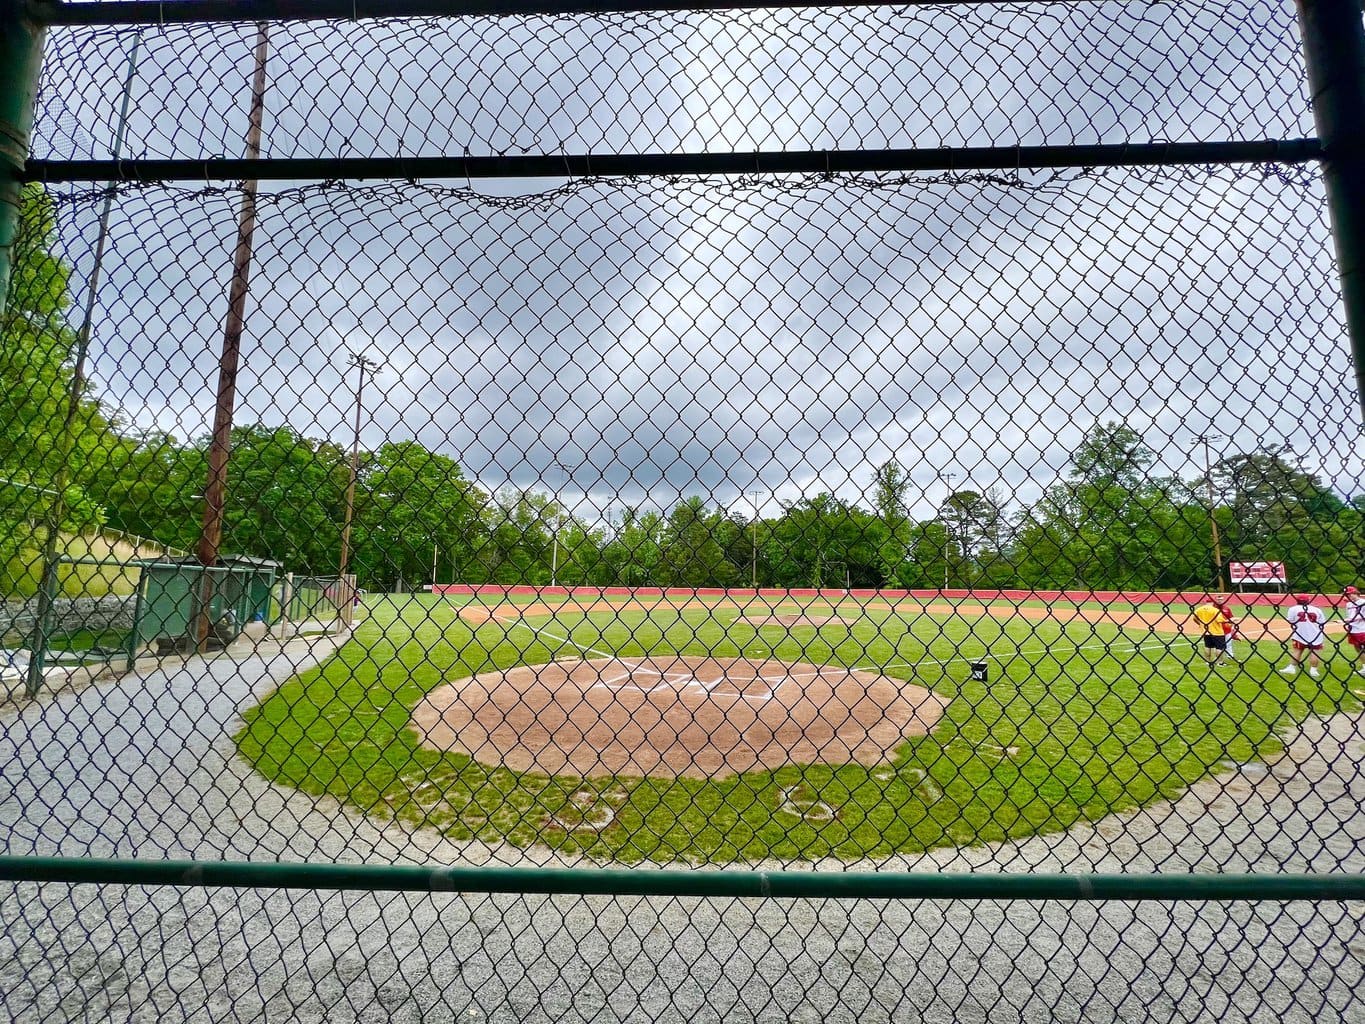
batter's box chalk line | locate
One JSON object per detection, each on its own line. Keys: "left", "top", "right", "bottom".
{"left": 590, "top": 666, "right": 776, "bottom": 702}
{"left": 776, "top": 785, "right": 838, "bottom": 823}
{"left": 902, "top": 768, "right": 943, "bottom": 802}
{"left": 948, "top": 736, "right": 1021, "bottom": 759}
{"left": 547, "top": 787, "right": 625, "bottom": 832}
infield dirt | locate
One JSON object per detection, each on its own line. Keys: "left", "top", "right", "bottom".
{"left": 412, "top": 655, "right": 945, "bottom": 780}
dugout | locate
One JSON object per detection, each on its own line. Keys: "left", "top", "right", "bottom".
{"left": 134, "top": 556, "right": 280, "bottom": 653}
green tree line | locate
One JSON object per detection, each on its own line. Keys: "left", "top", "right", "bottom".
{"left": 4, "top": 186, "right": 1361, "bottom": 594}
{"left": 29, "top": 414, "right": 1365, "bottom": 595}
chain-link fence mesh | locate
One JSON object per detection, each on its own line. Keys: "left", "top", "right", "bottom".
{"left": 32, "top": 4, "right": 1315, "bottom": 162}
{"left": 2, "top": 0, "right": 1363, "bottom": 1021}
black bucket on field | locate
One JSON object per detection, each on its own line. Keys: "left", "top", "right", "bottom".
{"left": 969, "top": 661, "right": 989, "bottom": 682}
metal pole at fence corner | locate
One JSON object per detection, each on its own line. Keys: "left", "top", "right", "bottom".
{"left": 1297, "top": 0, "right": 1365, "bottom": 419}
{"left": 27, "top": 29, "right": 141, "bottom": 697}
{"left": 276, "top": 571, "right": 292, "bottom": 637}
{"left": 126, "top": 569, "right": 145, "bottom": 673}
{"left": 0, "top": 1, "right": 42, "bottom": 304}
{"left": 2, "top": 2, "right": 48, "bottom": 697}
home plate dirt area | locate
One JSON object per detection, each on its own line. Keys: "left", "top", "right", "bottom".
{"left": 411, "top": 655, "right": 945, "bottom": 780}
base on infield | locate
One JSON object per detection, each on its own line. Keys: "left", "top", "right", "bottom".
{"left": 412, "top": 655, "right": 944, "bottom": 780}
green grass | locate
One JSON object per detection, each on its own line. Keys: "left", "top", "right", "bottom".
{"left": 235, "top": 595, "right": 1361, "bottom": 863}
{"left": 47, "top": 626, "right": 127, "bottom": 655}
{"left": 3, "top": 532, "right": 146, "bottom": 599}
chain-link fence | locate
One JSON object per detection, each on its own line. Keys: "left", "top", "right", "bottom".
{"left": 2, "top": 0, "right": 1364, "bottom": 1020}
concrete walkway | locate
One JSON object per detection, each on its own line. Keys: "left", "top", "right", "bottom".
{"left": 0, "top": 640, "right": 1361, "bottom": 1022}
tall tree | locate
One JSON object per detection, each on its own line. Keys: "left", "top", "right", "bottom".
{"left": 1069, "top": 422, "right": 1154, "bottom": 491}
{"left": 353, "top": 441, "right": 487, "bottom": 589}
{"left": 872, "top": 459, "right": 911, "bottom": 586}
{"left": 598, "top": 506, "right": 664, "bottom": 586}
{"left": 659, "top": 496, "right": 736, "bottom": 587}
{"left": 0, "top": 186, "right": 112, "bottom": 593}
{"left": 1008, "top": 423, "right": 1189, "bottom": 589}
{"left": 769, "top": 493, "right": 885, "bottom": 587}
{"left": 1212, "top": 447, "right": 1344, "bottom": 554}
{"left": 94, "top": 428, "right": 207, "bottom": 552}
{"left": 937, "top": 488, "right": 1003, "bottom": 581}
{"left": 475, "top": 489, "right": 548, "bottom": 584}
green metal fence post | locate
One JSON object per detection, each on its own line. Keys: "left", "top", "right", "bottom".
{"left": 25, "top": 549, "right": 55, "bottom": 693}
{"left": 126, "top": 571, "right": 145, "bottom": 673}
{"left": 2, "top": 2, "right": 47, "bottom": 697}
{"left": 0, "top": 1, "right": 43, "bottom": 305}
{"left": 1297, "top": 0, "right": 1365, "bottom": 417}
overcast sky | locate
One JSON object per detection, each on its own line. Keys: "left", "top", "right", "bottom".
{"left": 30, "top": 2, "right": 1363, "bottom": 522}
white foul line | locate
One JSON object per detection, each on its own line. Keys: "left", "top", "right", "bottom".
{"left": 487, "top": 610, "right": 617, "bottom": 662}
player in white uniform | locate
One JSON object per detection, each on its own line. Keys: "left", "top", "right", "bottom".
{"left": 1280, "top": 595, "right": 1328, "bottom": 678}
{"left": 1341, "top": 585, "right": 1365, "bottom": 676}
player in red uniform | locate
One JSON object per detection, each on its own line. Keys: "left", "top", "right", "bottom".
{"left": 1218, "top": 598, "right": 1238, "bottom": 662}
{"left": 1281, "top": 595, "right": 1328, "bottom": 678}
{"left": 1341, "top": 586, "right": 1365, "bottom": 676}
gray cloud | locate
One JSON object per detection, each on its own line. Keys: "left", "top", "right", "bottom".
{"left": 35, "top": 3, "right": 1361, "bottom": 525}
{"left": 36, "top": 3, "right": 1310, "bottom": 163}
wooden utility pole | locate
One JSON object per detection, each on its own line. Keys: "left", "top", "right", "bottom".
{"left": 1198, "top": 435, "right": 1226, "bottom": 592}
{"left": 194, "top": 24, "right": 269, "bottom": 650}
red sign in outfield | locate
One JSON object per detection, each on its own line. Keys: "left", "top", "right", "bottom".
{"left": 1228, "top": 561, "right": 1288, "bottom": 585}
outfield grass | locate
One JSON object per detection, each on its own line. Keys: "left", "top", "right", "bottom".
{"left": 235, "top": 594, "right": 1361, "bottom": 863}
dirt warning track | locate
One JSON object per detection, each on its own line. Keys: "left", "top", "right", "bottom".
{"left": 412, "top": 655, "right": 944, "bottom": 780}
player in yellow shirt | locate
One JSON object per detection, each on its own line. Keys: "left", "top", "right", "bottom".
{"left": 1191, "top": 599, "right": 1229, "bottom": 665}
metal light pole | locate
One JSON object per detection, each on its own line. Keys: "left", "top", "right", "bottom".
{"left": 338, "top": 350, "right": 380, "bottom": 581}
{"left": 939, "top": 471, "right": 957, "bottom": 589}
{"left": 749, "top": 489, "right": 761, "bottom": 589}
{"left": 1197, "top": 434, "right": 1226, "bottom": 591}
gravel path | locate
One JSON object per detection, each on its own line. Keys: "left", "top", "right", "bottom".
{"left": 0, "top": 641, "right": 1362, "bottom": 1022}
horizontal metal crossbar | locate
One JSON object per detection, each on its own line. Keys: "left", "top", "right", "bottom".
{"left": 2, "top": 857, "right": 1364, "bottom": 900}
{"left": 24, "top": 139, "right": 1324, "bottom": 183}
{"left": 31, "top": 0, "right": 1076, "bottom": 26}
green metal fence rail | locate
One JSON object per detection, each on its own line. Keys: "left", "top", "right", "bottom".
{"left": 4, "top": 857, "right": 1365, "bottom": 901}
{"left": 24, "top": 140, "right": 1328, "bottom": 183}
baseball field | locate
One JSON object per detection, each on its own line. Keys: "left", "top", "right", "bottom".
{"left": 235, "top": 590, "right": 1362, "bottom": 863}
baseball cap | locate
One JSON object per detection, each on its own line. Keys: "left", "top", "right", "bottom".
{"left": 1346, "top": 586, "right": 1359, "bottom": 596}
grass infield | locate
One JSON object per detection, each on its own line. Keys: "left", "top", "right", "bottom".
{"left": 235, "top": 594, "right": 1361, "bottom": 863}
